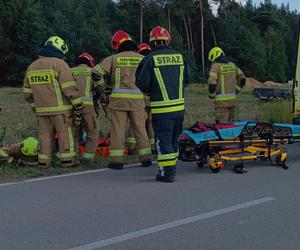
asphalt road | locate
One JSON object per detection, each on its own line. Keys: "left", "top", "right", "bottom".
{"left": 0, "top": 145, "right": 300, "bottom": 250}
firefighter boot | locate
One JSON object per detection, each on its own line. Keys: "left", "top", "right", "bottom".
{"left": 141, "top": 160, "right": 152, "bottom": 168}
{"left": 108, "top": 162, "right": 124, "bottom": 170}
{"left": 156, "top": 167, "right": 175, "bottom": 183}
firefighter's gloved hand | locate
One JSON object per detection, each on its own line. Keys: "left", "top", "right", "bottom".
{"left": 73, "top": 110, "right": 82, "bottom": 126}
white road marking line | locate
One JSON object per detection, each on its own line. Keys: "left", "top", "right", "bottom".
{"left": 0, "top": 161, "right": 156, "bottom": 188}
{"left": 69, "top": 197, "right": 275, "bottom": 250}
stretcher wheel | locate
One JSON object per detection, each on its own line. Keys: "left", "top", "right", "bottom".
{"left": 210, "top": 166, "right": 221, "bottom": 173}
{"left": 275, "top": 154, "right": 288, "bottom": 169}
{"left": 258, "top": 152, "right": 267, "bottom": 161}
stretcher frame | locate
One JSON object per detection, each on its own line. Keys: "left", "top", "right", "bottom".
{"left": 179, "top": 122, "right": 299, "bottom": 173}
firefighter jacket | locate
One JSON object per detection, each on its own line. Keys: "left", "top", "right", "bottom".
{"left": 93, "top": 51, "right": 145, "bottom": 111}
{"left": 23, "top": 56, "right": 83, "bottom": 116}
{"left": 0, "top": 144, "right": 38, "bottom": 166}
{"left": 136, "top": 45, "right": 190, "bottom": 120}
{"left": 71, "top": 64, "right": 100, "bottom": 113}
{"left": 208, "top": 60, "right": 245, "bottom": 108}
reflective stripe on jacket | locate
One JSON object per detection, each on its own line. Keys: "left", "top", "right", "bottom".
{"left": 136, "top": 46, "right": 190, "bottom": 120}
{"left": 208, "top": 62, "right": 245, "bottom": 108}
{"left": 23, "top": 56, "right": 82, "bottom": 116}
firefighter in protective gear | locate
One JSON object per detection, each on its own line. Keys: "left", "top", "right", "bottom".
{"left": 71, "top": 52, "right": 100, "bottom": 162}
{"left": 207, "top": 47, "right": 246, "bottom": 123}
{"left": 127, "top": 43, "right": 155, "bottom": 154}
{"left": 136, "top": 26, "right": 190, "bottom": 183}
{"left": 93, "top": 30, "right": 152, "bottom": 170}
{"left": 0, "top": 137, "right": 38, "bottom": 166}
{"left": 23, "top": 36, "right": 84, "bottom": 168}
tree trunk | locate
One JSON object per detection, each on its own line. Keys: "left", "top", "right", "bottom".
{"left": 188, "top": 18, "right": 194, "bottom": 52}
{"left": 199, "top": 0, "right": 205, "bottom": 75}
{"left": 181, "top": 11, "right": 190, "bottom": 51}
{"left": 140, "top": 0, "right": 143, "bottom": 43}
{"left": 167, "top": 0, "right": 171, "bottom": 33}
{"left": 209, "top": 22, "right": 217, "bottom": 46}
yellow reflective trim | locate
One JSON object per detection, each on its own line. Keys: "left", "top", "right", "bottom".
{"left": 61, "top": 81, "right": 77, "bottom": 89}
{"left": 115, "top": 68, "right": 121, "bottom": 89}
{"left": 158, "top": 152, "right": 178, "bottom": 160}
{"left": 38, "top": 154, "right": 50, "bottom": 160}
{"left": 27, "top": 69, "right": 56, "bottom": 85}
{"left": 85, "top": 76, "right": 91, "bottom": 97}
{"left": 111, "top": 93, "right": 144, "bottom": 99}
{"left": 116, "top": 57, "right": 142, "bottom": 67}
{"left": 220, "top": 65, "right": 236, "bottom": 73}
{"left": 149, "top": 138, "right": 155, "bottom": 144}
{"left": 179, "top": 65, "right": 184, "bottom": 99}
{"left": 110, "top": 149, "right": 125, "bottom": 157}
{"left": 151, "top": 105, "right": 184, "bottom": 114}
{"left": 83, "top": 101, "right": 94, "bottom": 105}
{"left": 71, "top": 97, "right": 82, "bottom": 105}
{"left": 0, "top": 149, "right": 9, "bottom": 158}
{"left": 154, "top": 68, "right": 169, "bottom": 101}
{"left": 214, "top": 96, "right": 236, "bottom": 101}
{"left": 35, "top": 105, "right": 73, "bottom": 113}
{"left": 209, "top": 71, "right": 218, "bottom": 78}
{"left": 127, "top": 137, "right": 136, "bottom": 143}
{"left": 60, "top": 152, "right": 76, "bottom": 158}
{"left": 158, "top": 159, "right": 177, "bottom": 167}
{"left": 52, "top": 79, "right": 63, "bottom": 107}
{"left": 23, "top": 88, "right": 32, "bottom": 93}
{"left": 68, "top": 127, "right": 75, "bottom": 155}
{"left": 71, "top": 67, "right": 91, "bottom": 75}
{"left": 220, "top": 75, "right": 225, "bottom": 94}
{"left": 153, "top": 54, "right": 183, "bottom": 66}
{"left": 150, "top": 98, "right": 184, "bottom": 107}
{"left": 236, "top": 85, "right": 241, "bottom": 91}
{"left": 95, "top": 79, "right": 105, "bottom": 86}
{"left": 138, "top": 147, "right": 152, "bottom": 156}
{"left": 95, "top": 64, "right": 106, "bottom": 75}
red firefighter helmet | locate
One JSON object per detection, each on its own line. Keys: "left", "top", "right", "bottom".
{"left": 79, "top": 52, "right": 95, "bottom": 68}
{"left": 149, "top": 26, "right": 171, "bottom": 43}
{"left": 137, "top": 43, "right": 151, "bottom": 54}
{"left": 112, "top": 30, "right": 132, "bottom": 51}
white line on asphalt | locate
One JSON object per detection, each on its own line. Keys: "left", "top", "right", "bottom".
{"left": 0, "top": 162, "right": 155, "bottom": 188}
{"left": 68, "top": 197, "right": 275, "bottom": 250}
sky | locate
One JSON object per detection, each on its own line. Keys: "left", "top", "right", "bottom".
{"left": 250, "top": 0, "right": 299, "bottom": 11}
{"left": 209, "top": 0, "right": 299, "bottom": 16}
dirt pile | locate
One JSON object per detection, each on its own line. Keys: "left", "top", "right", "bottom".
{"left": 245, "top": 78, "right": 290, "bottom": 89}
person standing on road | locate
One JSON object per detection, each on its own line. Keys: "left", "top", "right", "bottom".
{"left": 93, "top": 30, "right": 152, "bottom": 170}
{"left": 23, "top": 36, "right": 84, "bottom": 168}
{"left": 127, "top": 43, "right": 155, "bottom": 154}
{"left": 207, "top": 47, "right": 246, "bottom": 123}
{"left": 71, "top": 52, "right": 100, "bottom": 163}
{"left": 136, "top": 26, "right": 190, "bottom": 183}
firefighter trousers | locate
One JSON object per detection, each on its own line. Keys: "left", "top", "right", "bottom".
{"left": 215, "top": 106, "right": 236, "bottom": 123}
{"left": 152, "top": 116, "right": 184, "bottom": 177}
{"left": 76, "top": 110, "right": 99, "bottom": 159}
{"left": 110, "top": 109, "right": 152, "bottom": 163}
{"left": 37, "top": 113, "right": 76, "bottom": 167}
{"left": 127, "top": 108, "right": 155, "bottom": 152}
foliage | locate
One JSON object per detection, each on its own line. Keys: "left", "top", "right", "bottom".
{"left": 0, "top": 0, "right": 299, "bottom": 85}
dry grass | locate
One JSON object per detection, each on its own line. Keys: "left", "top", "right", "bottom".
{"left": 0, "top": 85, "right": 295, "bottom": 181}
{"left": 0, "top": 86, "right": 294, "bottom": 144}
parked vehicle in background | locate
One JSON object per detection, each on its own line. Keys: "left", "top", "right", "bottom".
{"left": 253, "top": 88, "right": 292, "bottom": 101}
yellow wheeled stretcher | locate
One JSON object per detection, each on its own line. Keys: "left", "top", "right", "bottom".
{"left": 179, "top": 121, "right": 299, "bottom": 173}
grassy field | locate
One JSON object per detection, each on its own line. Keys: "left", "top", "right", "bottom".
{"left": 0, "top": 85, "right": 294, "bottom": 181}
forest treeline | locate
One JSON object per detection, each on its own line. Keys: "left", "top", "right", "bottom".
{"left": 0, "top": 0, "right": 299, "bottom": 85}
